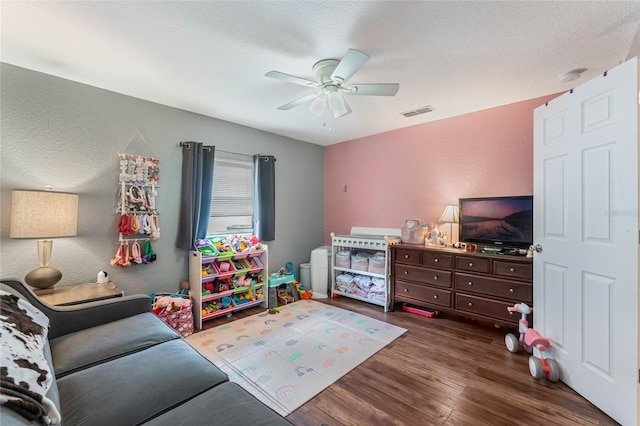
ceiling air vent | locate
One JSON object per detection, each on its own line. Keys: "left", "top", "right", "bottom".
{"left": 401, "top": 105, "right": 435, "bottom": 117}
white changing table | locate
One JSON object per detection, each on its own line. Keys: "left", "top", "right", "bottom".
{"left": 330, "top": 227, "right": 401, "bottom": 312}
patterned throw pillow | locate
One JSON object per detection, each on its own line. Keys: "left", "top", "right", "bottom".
{"left": 0, "top": 290, "right": 61, "bottom": 424}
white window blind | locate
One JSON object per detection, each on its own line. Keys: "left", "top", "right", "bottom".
{"left": 207, "top": 152, "right": 254, "bottom": 235}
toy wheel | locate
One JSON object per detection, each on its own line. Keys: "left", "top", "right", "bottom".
{"left": 547, "top": 358, "right": 560, "bottom": 382}
{"left": 505, "top": 333, "right": 520, "bottom": 353}
{"left": 529, "top": 356, "right": 545, "bottom": 379}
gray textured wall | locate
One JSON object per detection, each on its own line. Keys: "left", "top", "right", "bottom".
{"left": 0, "top": 63, "right": 325, "bottom": 296}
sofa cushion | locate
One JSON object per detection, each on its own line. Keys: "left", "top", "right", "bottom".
{"left": 142, "top": 382, "right": 293, "bottom": 426}
{"left": 41, "top": 341, "right": 61, "bottom": 421}
{"left": 0, "top": 290, "right": 61, "bottom": 424}
{"left": 50, "top": 312, "right": 179, "bottom": 378}
{"left": 57, "top": 339, "right": 228, "bottom": 426}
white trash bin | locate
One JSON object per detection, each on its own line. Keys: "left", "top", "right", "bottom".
{"left": 300, "top": 263, "right": 311, "bottom": 293}
{"left": 310, "top": 247, "right": 330, "bottom": 299}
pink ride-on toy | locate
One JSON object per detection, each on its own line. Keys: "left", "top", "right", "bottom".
{"left": 505, "top": 302, "right": 560, "bottom": 382}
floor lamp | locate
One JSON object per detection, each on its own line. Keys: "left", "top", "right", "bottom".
{"left": 438, "top": 204, "right": 459, "bottom": 247}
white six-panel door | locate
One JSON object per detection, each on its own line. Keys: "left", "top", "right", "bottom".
{"left": 533, "top": 57, "right": 638, "bottom": 425}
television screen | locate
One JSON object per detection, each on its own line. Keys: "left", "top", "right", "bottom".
{"left": 459, "top": 196, "right": 533, "bottom": 248}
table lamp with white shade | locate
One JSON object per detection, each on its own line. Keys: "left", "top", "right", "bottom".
{"left": 10, "top": 189, "right": 78, "bottom": 289}
{"left": 438, "top": 204, "right": 459, "bottom": 246}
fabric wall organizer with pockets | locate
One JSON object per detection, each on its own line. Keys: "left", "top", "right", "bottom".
{"left": 111, "top": 153, "right": 160, "bottom": 267}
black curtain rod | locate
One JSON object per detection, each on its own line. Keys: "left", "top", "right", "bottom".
{"left": 257, "top": 154, "right": 277, "bottom": 162}
{"left": 179, "top": 142, "right": 249, "bottom": 156}
{"left": 178, "top": 141, "right": 214, "bottom": 152}
{"left": 179, "top": 142, "right": 276, "bottom": 161}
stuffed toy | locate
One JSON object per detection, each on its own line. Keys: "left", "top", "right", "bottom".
{"left": 152, "top": 295, "right": 191, "bottom": 315}
{"left": 177, "top": 280, "right": 190, "bottom": 297}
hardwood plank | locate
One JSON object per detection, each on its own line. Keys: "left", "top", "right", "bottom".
{"left": 201, "top": 298, "right": 618, "bottom": 425}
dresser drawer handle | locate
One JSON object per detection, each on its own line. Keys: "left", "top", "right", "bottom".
{"left": 467, "top": 281, "right": 473, "bottom": 286}
{"left": 433, "top": 276, "right": 438, "bottom": 280}
{"left": 469, "top": 262, "right": 474, "bottom": 267}
{"left": 404, "top": 254, "right": 409, "bottom": 259}
{"left": 434, "top": 258, "right": 439, "bottom": 263}
{"left": 404, "top": 288, "right": 409, "bottom": 292}
{"left": 510, "top": 267, "right": 516, "bottom": 272}
{"left": 433, "top": 295, "right": 438, "bottom": 299}
{"left": 468, "top": 302, "right": 473, "bottom": 307}
{"left": 404, "top": 271, "right": 409, "bottom": 275}
{"left": 509, "top": 311, "right": 514, "bottom": 316}
{"left": 509, "top": 288, "right": 514, "bottom": 293}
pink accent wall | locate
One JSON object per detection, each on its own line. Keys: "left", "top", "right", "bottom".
{"left": 324, "top": 94, "right": 560, "bottom": 244}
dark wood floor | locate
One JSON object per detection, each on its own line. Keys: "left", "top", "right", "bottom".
{"left": 201, "top": 297, "right": 618, "bottom": 426}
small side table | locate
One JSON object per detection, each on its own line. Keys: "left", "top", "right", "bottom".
{"left": 35, "top": 282, "right": 124, "bottom": 306}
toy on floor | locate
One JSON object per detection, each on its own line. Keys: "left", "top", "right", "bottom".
{"left": 401, "top": 304, "right": 438, "bottom": 318}
{"left": 277, "top": 288, "right": 294, "bottom": 305}
{"left": 293, "top": 280, "right": 313, "bottom": 299}
{"left": 505, "top": 303, "right": 560, "bottom": 382}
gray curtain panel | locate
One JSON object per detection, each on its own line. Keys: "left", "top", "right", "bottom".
{"left": 177, "top": 142, "right": 215, "bottom": 249}
{"left": 253, "top": 155, "right": 276, "bottom": 241}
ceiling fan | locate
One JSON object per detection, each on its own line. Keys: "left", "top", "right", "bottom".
{"left": 265, "top": 49, "right": 399, "bottom": 118}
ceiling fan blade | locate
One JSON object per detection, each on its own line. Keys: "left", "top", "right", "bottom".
{"left": 345, "top": 83, "right": 399, "bottom": 96}
{"left": 330, "top": 49, "right": 369, "bottom": 83}
{"left": 328, "top": 91, "right": 351, "bottom": 118}
{"left": 276, "top": 93, "right": 319, "bottom": 110}
{"left": 265, "top": 71, "right": 320, "bottom": 88}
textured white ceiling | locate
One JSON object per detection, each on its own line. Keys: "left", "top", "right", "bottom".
{"left": 1, "top": 1, "right": 639, "bottom": 146}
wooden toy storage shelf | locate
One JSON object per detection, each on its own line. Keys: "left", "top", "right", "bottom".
{"left": 189, "top": 246, "right": 268, "bottom": 329}
{"left": 331, "top": 231, "right": 400, "bottom": 312}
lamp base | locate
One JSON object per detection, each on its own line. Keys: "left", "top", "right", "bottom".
{"left": 25, "top": 266, "right": 62, "bottom": 289}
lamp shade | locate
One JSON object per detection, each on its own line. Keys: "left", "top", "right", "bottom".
{"left": 438, "top": 204, "right": 459, "bottom": 224}
{"left": 10, "top": 190, "right": 78, "bottom": 238}
{"left": 327, "top": 87, "right": 351, "bottom": 118}
{"left": 309, "top": 94, "right": 327, "bottom": 116}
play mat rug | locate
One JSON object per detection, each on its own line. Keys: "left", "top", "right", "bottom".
{"left": 184, "top": 299, "right": 407, "bottom": 416}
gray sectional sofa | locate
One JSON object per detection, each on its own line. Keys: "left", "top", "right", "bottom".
{"left": 0, "top": 279, "right": 292, "bottom": 426}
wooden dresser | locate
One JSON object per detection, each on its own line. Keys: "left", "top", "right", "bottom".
{"left": 390, "top": 245, "right": 532, "bottom": 326}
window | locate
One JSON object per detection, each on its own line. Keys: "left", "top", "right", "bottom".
{"left": 207, "top": 152, "right": 254, "bottom": 235}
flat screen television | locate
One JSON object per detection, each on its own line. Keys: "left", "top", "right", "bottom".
{"left": 459, "top": 196, "right": 533, "bottom": 249}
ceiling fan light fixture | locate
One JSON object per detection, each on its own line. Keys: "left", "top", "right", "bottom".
{"left": 267, "top": 48, "right": 398, "bottom": 118}
{"left": 328, "top": 90, "right": 350, "bottom": 118}
{"left": 309, "top": 94, "right": 327, "bottom": 116}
